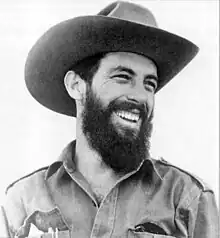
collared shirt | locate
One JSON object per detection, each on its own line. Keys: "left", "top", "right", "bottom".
{"left": 0, "top": 141, "right": 219, "bottom": 238}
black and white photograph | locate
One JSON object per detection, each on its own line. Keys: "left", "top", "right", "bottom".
{"left": 0, "top": 0, "right": 219, "bottom": 237}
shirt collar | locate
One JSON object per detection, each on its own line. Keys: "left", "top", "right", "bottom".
{"left": 45, "top": 140, "right": 163, "bottom": 181}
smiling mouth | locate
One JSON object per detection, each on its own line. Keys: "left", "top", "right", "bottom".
{"left": 115, "top": 110, "right": 140, "bottom": 123}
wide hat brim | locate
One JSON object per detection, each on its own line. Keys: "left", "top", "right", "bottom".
{"left": 25, "top": 15, "right": 199, "bottom": 117}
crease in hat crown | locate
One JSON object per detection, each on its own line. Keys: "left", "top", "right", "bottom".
{"left": 98, "top": 1, "right": 158, "bottom": 27}
{"left": 25, "top": 0, "right": 199, "bottom": 117}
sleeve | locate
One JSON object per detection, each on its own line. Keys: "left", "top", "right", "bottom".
{"left": 193, "top": 191, "right": 219, "bottom": 238}
{"left": 0, "top": 206, "right": 11, "bottom": 238}
{"left": 1, "top": 186, "right": 28, "bottom": 238}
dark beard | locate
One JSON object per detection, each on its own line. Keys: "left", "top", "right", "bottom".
{"left": 82, "top": 86, "right": 153, "bottom": 175}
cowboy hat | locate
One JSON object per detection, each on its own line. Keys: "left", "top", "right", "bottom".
{"left": 25, "top": 1, "right": 199, "bottom": 117}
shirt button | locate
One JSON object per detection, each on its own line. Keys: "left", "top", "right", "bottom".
{"left": 160, "top": 157, "right": 168, "bottom": 164}
{"left": 67, "top": 167, "right": 74, "bottom": 173}
{"left": 64, "top": 162, "right": 74, "bottom": 173}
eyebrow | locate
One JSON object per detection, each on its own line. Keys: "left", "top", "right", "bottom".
{"left": 109, "top": 66, "right": 136, "bottom": 76}
{"left": 109, "top": 65, "right": 158, "bottom": 81}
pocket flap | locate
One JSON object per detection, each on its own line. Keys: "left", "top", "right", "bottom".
{"left": 128, "top": 229, "right": 176, "bottom": 238}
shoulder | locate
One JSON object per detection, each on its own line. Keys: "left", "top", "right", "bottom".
{"left": 153, "top": 157, "right": 213, "bottom": 193}
{"left": 3, "top": 166, "right": 55, "bottom": 232}
{"left": 5, "top": 166, "right": 49, "bottom": 195}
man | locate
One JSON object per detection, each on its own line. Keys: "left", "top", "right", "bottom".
{"left": 0, "top": 1, "right": 218, "bottom": 238}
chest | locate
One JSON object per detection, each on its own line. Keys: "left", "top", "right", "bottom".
{"left": 24, "top": 182, "right": 182, "bottom": 238}
{"left": 19, "top": 176, "right": 188, "bottom": 238}
{"left": 90, "top": 182, "right": 115, "bottom": 205}
{"left": 86, "top": 173, "right": 119, "bottom": 205}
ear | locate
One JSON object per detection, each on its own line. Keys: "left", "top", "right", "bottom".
{"left": 64, "top": 71, "right": 86, "bottom": 100}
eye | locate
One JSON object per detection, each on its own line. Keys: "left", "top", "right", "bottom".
{"left": 144, "top": 79, "right": 158, "bottom": 92}
{"left": 111, "top": 74, "right": 131, "bottom": 81}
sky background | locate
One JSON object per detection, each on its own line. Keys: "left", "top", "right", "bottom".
{"left": 0, "top": 0, "right": 219, "bottom": 204}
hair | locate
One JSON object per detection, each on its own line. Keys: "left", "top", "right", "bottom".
{"left": 70, "top": 53, "right": 106, "bottom": 85}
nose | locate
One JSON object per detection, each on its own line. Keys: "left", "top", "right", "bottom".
{"left": 125, "top": 81, "right": 155, "bottom": 118}
{"left": 126, "top": 82, "right": 150, "bottom": 104}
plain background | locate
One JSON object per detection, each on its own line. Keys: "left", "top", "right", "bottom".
{"left": 0, "top": 0, "right": 219, "bottom": 204}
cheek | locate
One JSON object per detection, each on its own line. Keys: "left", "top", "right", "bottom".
{"left": 92, "top": 82, "right": 123, "bottom": 103}
{"left": 92, "top": 79, "right": 156, "bottom": 115}
{"left": 147, "top": 95, "right": 155, "bottom": 116}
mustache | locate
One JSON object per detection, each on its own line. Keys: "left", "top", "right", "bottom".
{"left": 108, "top": 100, "right": 148, "bottom": 119}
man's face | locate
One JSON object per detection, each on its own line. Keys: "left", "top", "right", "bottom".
{"left": 81, "top": 52, "right": 158, "bottom": 174}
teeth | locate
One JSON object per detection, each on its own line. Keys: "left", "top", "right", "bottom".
{"left": 116, "top": 111, "right": 140, "bottom": 122}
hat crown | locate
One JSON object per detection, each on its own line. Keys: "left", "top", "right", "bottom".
{"left": 98, "top": 1, "right": 158, "bottom": 27}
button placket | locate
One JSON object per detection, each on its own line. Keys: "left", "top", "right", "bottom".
{"left": 90, "top": 187, "right": 118, "bottom": 238}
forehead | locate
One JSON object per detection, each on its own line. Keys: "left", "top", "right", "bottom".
{"left": 98, "top": 52, "right": 158, "bottom": 75}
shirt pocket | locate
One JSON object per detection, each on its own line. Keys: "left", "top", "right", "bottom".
{"left": 128, "top": 230, "right": 176, "bottom": 238}
{"left": 15, "top": 208, "right": 69, "bottom": 237}
{"left": 31, "top": 208, "right": 68, "bottom": 231}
